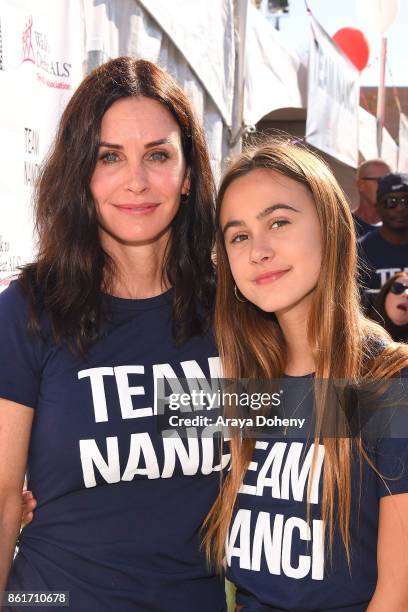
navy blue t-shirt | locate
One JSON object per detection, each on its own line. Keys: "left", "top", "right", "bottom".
{"left": 352, "top": 214, "right": 381, "bottom": 240}
{"left": 358, "top": 229, "right": 408, "bottom": 293}
{"left": 0, "top": 282, "right": 228, "bottom": 612}
{"left": 226, "top": 375, "right": 408, "bottom": 612}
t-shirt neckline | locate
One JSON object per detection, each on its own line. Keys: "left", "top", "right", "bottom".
{"left": 101, "top": 288, "right": 173, "bottom": 311}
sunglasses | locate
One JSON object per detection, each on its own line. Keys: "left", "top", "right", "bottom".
{"left": 379, "top": 195, "right": 408, "bottom": 210}
{"left": 390, "top": 282, "right": 408, "bottom": 295}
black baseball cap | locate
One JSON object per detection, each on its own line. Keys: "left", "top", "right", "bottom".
{"left": 377, "top": 172, "right": 408, "bottom": 202}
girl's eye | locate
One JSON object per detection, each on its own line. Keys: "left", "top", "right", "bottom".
{"left": 231, "top": 233, "right": 248, "bottom": 244}
{"left": 148, "top": 151, "right": 169, "bottom": 162}
{"left": 100, "top": 151, "right": 120, "bottom": 163}
{"left": 270, "top": 219, "right": 289, "bottom": 229}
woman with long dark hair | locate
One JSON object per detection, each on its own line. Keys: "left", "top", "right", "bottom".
{"left": 0, "top": 57, "right": 227, "bottom": 611}
{"left": 204, "top": 140, "right": 408, "bottom": 611}
{"left": 369, "top": 271, "right": 408, "bottom": 342}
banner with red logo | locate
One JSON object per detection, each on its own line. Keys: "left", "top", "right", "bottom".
{"left": 306, "top": 14, "right": 359, "bottom": 168}
{"left": 0, "top": 0, "right": 84, "bottom": 290}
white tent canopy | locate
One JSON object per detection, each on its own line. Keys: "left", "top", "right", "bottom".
{"left": 244, "top": 1, "right": 303, "bottom": 127}
{"left": 139, "top": 0, "right": 235, "bottom": 126}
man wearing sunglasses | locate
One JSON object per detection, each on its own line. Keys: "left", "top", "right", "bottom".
{"left": 358, "top": 172, "right": 408, "bottom": 303}
{"left": 354, "top": 159, "right": 391, "bottom": 239}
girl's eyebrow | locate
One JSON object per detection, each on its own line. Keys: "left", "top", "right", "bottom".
{"left": 222, "top": 203, "right": 300, "bottom": 235}
{"left": 98, "top": 138, "right": 173, "bottom": 150}
{"left": 257, "top": 203, "right": 300, "bottom": 219}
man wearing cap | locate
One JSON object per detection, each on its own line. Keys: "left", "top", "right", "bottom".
{"left": 353, "top": 158, "right": 391, "bottom": 239}
{"left": 359, "top": 172, "right": 408, "bottom": 301}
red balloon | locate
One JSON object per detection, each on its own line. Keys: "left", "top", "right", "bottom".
{"left": 332, "top": 27, "right": 370, "bottom": 72}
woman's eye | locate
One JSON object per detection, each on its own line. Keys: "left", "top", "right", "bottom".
{"left": 100, "top": 151, "right": 120, "bottom": 163}
{"left": 231, "top": 233, "right": 248, "bottom": 244}
{"left": 148, "top": 151, "right": 169, "bottom": 161}
{"left": 270, "top": 219, "right": 289, "bottom": 229}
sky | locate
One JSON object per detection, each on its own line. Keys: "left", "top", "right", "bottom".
{"left": 265, "top": 0, "right": 408, "bottom": 87}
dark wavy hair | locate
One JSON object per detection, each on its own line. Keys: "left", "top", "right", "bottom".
{"left": 20, "top": 57, "right": 216, "bottom": 353}
{"left": 370, "top": 272, "right": 408, "bottom": 342}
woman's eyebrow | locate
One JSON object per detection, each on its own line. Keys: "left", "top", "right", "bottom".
{"left": 144, "top": 138, "right": 172, "bottom": 148}
{"left": 223, "top": 203, "right": 300, "bottom": 235}
{"left": 99, "top": 141, "right": 123, "bottom": 149}
{"left": 98, "top": 138, "right": 173, "bottom": 149}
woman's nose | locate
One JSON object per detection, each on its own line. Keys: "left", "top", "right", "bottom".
{"left": 124, "top": 161, "right": 148, "bottom": 193}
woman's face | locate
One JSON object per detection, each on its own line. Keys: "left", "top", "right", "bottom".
{"left": 90, "top": 96, "right": 189, "bottom": 248}
{"left": 385, "top": 274, "right": 408, "bottom": 326}
{"left": 220, "top": 168, "right": 322, "bottom": 319}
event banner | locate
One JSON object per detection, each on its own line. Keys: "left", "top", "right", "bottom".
{"left": 398, "top": 113, "right": 408, "bottom": 172}
{"left": 0, "top": 0, "right": 84, "bottom": 290}
{"left": 306, "top": 14, "right": 359, "bottom": 168}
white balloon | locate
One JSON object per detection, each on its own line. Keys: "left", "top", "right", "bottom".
{"left": 356, "top": 0, "right": 399, "bottom": 34}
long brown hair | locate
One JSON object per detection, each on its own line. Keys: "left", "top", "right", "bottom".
{"left": 203, "top": 139, "right": 408, "bottom": 567}
{"left": 20, "top": 57, "right": 215, "bottom": 353}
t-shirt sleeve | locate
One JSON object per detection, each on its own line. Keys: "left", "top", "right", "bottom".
{"left": 375, "top": 437, "right": 408, "bottom": 498}
{"left": 375, "top": 369, "right": 408, "bottom": 498}
{"left": 0, "top": 281, "right": 43, "bottom": 409}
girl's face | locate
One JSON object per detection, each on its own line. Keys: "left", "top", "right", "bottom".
{"left": 220, "top": 168, "right": 322, "bottom": 319}
{"left": 385, "top": 274, "right": 408, "bottom": 326}
{"left": 90, "top": 96, "right": 189, "bottom": 249}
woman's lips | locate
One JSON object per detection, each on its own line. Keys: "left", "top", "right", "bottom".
{"left": 114, "top": 203, "right": 160, "bottom": 215}
{"left": 397, "top": 303, "right": 408, "bottom": 312}
{"left": 254, "top": 269, "right": 290, "bottom": 285}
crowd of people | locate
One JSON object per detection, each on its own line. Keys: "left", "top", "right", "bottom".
{"left": 0, "top": 57, "right": 407, "bottom": 612}
{"left": 354, "top": 159, "right": 408, "bottom": 341}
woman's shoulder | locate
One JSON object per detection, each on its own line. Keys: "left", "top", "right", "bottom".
{"left": 0, "top": 276, "right": 47, "bottom": 334}
{"left": 0, "top": 279, "right": 30, "bottom": 314}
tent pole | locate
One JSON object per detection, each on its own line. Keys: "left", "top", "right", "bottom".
{"left": 376, "top": 36, "right": 387, "bottom": 157}
{"left": 230, "top": 0, "right": 248, "bottom": 154}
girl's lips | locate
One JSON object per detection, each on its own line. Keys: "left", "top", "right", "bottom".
{"left": 114, "top": 203, "right": 160, "bottom": 215}
{"left": 397, "top": 303, "right": 408, "bottom": 312}
{"left": 254, "top": 269, "right": 290, "bottom": 285}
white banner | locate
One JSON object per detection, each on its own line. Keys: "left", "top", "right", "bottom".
{"left": 306, "top": 14, "right": 359, "bottom": 167}
{"left": 398, "top": 113, "right": 408, "bottom": 172}
{"left": 0, "top": 0, "right": 84, "bottom": 290}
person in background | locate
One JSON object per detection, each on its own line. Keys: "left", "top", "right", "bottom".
{"left": 203, "top": 140, "right": 408, "bottom": 612}
{"left": 353, "top": 158, "right": 390, "bottom": 239}
{"left": 359, "top": 172, "right": 408, "bottom": 307}
{"left": 369, "top": 271, "right": 408, "bottom": 342}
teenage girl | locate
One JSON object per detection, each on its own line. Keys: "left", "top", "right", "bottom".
{"left": 204, "top": 140, "right": 408, "bottom": 612}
